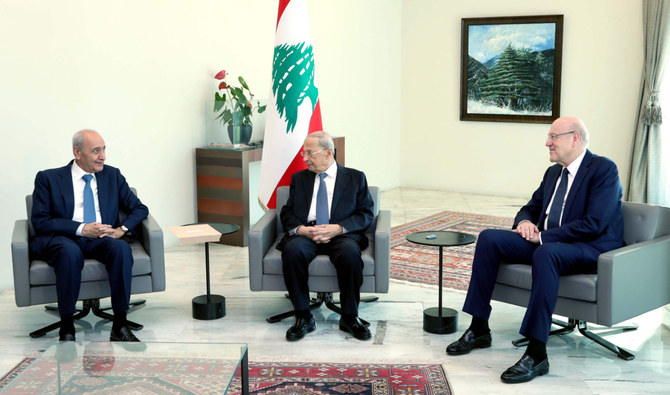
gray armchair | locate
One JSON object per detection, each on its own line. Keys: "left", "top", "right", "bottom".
{"left": 11, "top": 189, "right": 165, "bottom": 338}
{"left": 249, "top": 185, "right": 391, "bottom": 323}
{"left": 492, "top": 201, "right": 670, "bottom": 360}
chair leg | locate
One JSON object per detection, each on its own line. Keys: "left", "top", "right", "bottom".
{"left": 511, "top": 318, "right": 578, "bottom": 347}
{"left": 266, "top": 294, "right": 326, "bottom": 323}
{"left": 266, "top": 292, "right": 377, "bottom": 326}
{"left": 577, "top": 321, "right": 635, "bottom": 361}
{"left": 89, "top": 299, "right": 145, "bottom": 331}
{"left": 30, "top": 301, "right": 94, "bottom": 338}
{"left": 29, "top": 298, "right": 146, "bottom": 338}
{"left": 511, "top": 317, "right": 636, "bottom": 361}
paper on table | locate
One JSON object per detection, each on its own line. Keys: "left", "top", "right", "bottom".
{"left": 168, "top": 224, "right": 222, "bottom": 244}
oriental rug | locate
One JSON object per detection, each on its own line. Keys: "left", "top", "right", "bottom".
{"left": 0, "top": 357, "right": 451, "bottom": 395}
{"left": 390, "top": 211, "right": 513, "bottom": 291}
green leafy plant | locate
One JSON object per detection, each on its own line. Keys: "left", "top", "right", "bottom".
{"left": 213, "top": 69, "right": 266, "bottom": 126}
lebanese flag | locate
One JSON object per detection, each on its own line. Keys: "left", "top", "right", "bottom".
{"left": 258, "top": 0, "right": 323, "bottom": 209}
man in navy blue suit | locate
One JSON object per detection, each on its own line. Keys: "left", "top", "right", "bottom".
{"left": 446, "top": 117, "right": 623, "bottom": 383}
{"left": 278, "top": 131, "right": 374, "bottom": 341}
{"left": 30, "top": 129, "right": 148, "bottom": 342}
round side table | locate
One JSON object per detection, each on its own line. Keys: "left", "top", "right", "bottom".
{"left": 406, "top": 230, "right": 476, "bottom": 334}
{"left": 191, "top": 223, "right": 240, "bottom": 320}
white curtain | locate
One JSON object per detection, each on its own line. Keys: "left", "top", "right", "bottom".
{"left": 628, "top": 0, "right": 670, "bottom": 204}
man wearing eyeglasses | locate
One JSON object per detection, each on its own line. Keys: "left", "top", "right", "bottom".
{"left": 277, "top": 131, "right": 374, "bottom": 342}
{"left": 446, "top": 116, "right": 623, "bottom": 384}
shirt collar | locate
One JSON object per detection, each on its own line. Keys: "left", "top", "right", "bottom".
{"left": 71, "top": 161, "right": 95, "bottom": 180}
{"left": 565, "top": 150, "right": 586, "bottom": 176}
{"left": 322, "top": 161, "right": 338, "bottom": 178}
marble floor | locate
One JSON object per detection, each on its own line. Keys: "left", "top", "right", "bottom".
{"left": 2, "top": 188, "right": 669, "bottom": 394}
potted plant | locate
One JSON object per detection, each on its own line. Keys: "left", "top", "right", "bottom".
{"left": 213, "top": 69, "right": 266, "bottom": 145}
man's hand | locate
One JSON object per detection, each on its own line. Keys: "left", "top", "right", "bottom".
{"left": 297, "top": 224, "right": 343, "bottom": 244}
{"left": 82, "top": 223, "right": 116, "bottom": 239}
{"left": 514, "top": 221, "right": 540, "bottom": 244}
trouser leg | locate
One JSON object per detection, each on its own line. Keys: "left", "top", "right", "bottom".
{"left": 521, "top": 243, "right": 593, "bottom": 343}
{"left": 281, "top": 236, "right": 318, "bottom": 314}
{"left": 328, "top": 236, "right": 364, "bottom": 317}
{"left": 79, "top": 237, "right": 134, "bottom": 315}
{"left": 463, "top": 229, "right": 536, "bottom": 320}
{"left": 43, "top": 236, "right": 84, "bottom": 316}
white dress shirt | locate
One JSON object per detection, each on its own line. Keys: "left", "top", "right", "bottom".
{"left": 71, "top": 161, "right": 102, "bottom": 235}
{"left": 537, "top": 150, "right": 586, "bottom": 244}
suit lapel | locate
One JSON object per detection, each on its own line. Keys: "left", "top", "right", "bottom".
{"left": 60, "top": 163, "right": 75, "bottom": 218}
{"left": 300, "top": 171, "right": 316, "bottom": 220}
{"left": 97, "top": 169, "right": 109, "bottom": 224}
{"left": 564, "top": 150, "right": 593, "bottom": 215}
{"left": 331, "top": 165, "right": 349, "bottom": 215}
{"left": 542, "top": 165, "right": 562, "bottom": 214}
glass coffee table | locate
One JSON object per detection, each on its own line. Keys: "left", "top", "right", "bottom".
{"left": 2, "top": 341, "right": 249, "bottom": 394}
{"left": 406, "top": 230, "right": 476, "bottom": 334}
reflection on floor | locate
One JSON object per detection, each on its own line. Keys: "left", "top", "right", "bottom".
{"left": 2, "top": 188, "right": 669, "bottom": 394}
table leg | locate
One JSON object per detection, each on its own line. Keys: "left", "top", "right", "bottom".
{"left": 438, "top": 246, "right": 443, "bottom": 313}
{"left": 423, "top": 245, "right": 458, "bottom": 334}
{"left": 192, "top": 242, "right": 226, "bottom": 320}
{"left": 241, "top": 347, "right": 249, "bottom": 395}
{"left": 205, "top": 242, "right": 211, "bottom": 297}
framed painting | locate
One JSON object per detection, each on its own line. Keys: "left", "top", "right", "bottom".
{"left": 460, "top": 15, "right": 564, "bottom": 124}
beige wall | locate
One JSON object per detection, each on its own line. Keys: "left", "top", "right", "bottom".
{"left": 0, "top": 0, "right": 402, "bottom": 290}
{"left": 401, "top": 0, "right": 642, "bottom": 197}
{"left": 0, "top": 0, "right": 642, "bottom": 290}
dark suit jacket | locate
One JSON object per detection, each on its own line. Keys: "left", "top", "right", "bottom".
{"left": 278, "top": 164, "right": 374, "bottom": 249}
{"left": 513, "top": 149, "right": 624, "bottom": 263}
{"left": 30, "top": 160, "right": 149, "bottom": 256}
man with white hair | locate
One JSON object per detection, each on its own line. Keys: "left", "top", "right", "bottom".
{"left": 446, "top": 117, "right": 624, "bottom": 383}
{"left": 278, "top": 131, "right": 375, "bottom": 342}
{"left": 30, "top": 129, "right": 148, "bottom": 342}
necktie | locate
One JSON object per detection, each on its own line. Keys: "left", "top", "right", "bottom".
{"left": 82, "top": 174, "right": 96, "bottom": 223}
{"left": 315, "top": 173, "right": 329, "bottom": 225}
{"left": 547, "top": 168, "right": 569, "bottom": 229}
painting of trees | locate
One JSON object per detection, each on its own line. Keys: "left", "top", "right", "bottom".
{"left": 460, "top": 15, "right": 563, "bottom": 123}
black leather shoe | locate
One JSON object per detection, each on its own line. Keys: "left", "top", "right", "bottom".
{"left": 500, "top": 355, "right": 549, "bottom": 384}
{"left": 286, "top": 316, "right": 316, "bottom": 341}
{"left": 339, "top": 317, "right": 372, "bottom": 340}
{"left": 110, "top": 326, "right": 141, "bottom": 342}
{"left": 446, "top": 329, "right": 492, "bottom": 355}
{"left": 59, "top": 332, "right": 76, "bottom": 342}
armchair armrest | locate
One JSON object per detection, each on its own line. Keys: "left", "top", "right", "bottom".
{"left": 597, "top": 234, "right": 670, "bottom": 326}
{"left": 12, "top": 220, "right": 31, "bottom": 307}
{"left": 373, "top": 210, "right": 391, "bottom": 293}
{"left": 248, "top": 210, "right": 278, "bottom": 291}
{"left": 141, "top": 213, "right": 165, "bottom": 292}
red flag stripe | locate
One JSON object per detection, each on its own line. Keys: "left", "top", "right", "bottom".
{"left": 266, "top": 99, "right": 323, "bottom": 209}
{"left": 276, "top": 0, "right": 291, "bottom": 29}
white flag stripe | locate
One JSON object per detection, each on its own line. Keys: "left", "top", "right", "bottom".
{"left": 276, "top": 0, "right": 313, "bottom": 46}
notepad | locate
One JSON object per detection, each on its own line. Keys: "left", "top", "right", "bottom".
{"left": 168, "top": 224, "right": 222, "bottom": 244}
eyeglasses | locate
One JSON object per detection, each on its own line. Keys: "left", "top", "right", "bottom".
{"left": 300, "top": 149, "right": 326, "bottom": 157}
{"left": 547, "top": 131, "right": 575, "bottom": 141}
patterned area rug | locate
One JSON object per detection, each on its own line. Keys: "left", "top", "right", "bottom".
{"left": 0, "top": 358, "right": 451, "bottom": 394}
{"left": 391, "top": 211, "right": 513, "bottom": 291}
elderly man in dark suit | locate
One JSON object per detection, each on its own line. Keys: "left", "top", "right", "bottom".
{"left": 30, "top": 129, "right": 148, "bottom": 342}
{"left": 446, "top": 116, "right": 624, "bottom": 383}
{"left": 278, "top": 131, "right": 374, "bottom": 341}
